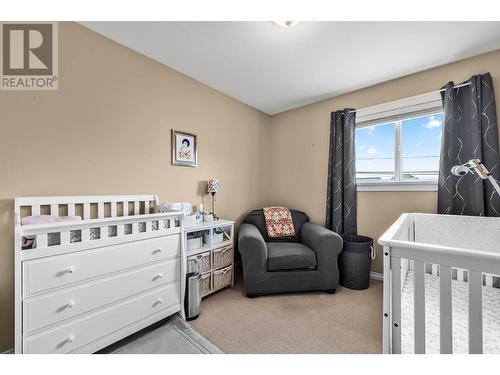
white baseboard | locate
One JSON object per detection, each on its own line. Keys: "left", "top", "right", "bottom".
{"left": 370, "top": 271, "right": 383, "bottom": 283}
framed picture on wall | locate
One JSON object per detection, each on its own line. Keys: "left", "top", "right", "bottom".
{"left": 171, "top": 129, "right": 198, "bottom": 167}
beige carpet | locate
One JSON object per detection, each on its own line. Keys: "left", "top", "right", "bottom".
{"left": 190, "top": 269, "right": 383, "bottom": 354}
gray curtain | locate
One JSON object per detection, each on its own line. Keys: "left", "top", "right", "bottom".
{"left": 326, "top": 109, "right": 357, "bottom": 235}
{"left": 438, "top": 72, "right": 500, "bottom": 216}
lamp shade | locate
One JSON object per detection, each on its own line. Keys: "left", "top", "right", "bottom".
{"left": 207, "top": 179, "right": 220, "bottom": 193}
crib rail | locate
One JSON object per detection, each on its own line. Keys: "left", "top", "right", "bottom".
{"left": 14, "top": 195, "right": 182, "bottom": 261}
{"left": 380, "top": 213, "right": 500, "bottom": 354}
{"left": 21, "top": 213, "right": 180, "bottom": 246}
{"left": 15, "top": 194, "right": 158, "bottom": 220}
{"left": 18, "top": 212, "right": 182, "bottom": 260}
{"left": 427, "top": 266, "right": 498, "bottom": 288}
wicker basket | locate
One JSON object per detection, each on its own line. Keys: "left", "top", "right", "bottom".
{"left": 212, "top": 245, "right": 233, "bottom": 269}
{"left": 213, "top": 265, "right": 232, "bottom": 291}
{"left": 201, "top": 272, "right": 212, "bottom": 297}
{"left": 187, "top": 251, "right": 211, "bottom": 273}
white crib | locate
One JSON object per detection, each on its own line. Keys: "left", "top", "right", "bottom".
{"left": 15, "top": 195, "right": 185, "bottom": 353}
{"left": 379, "top": 213, "right": 500, "bottom": 354}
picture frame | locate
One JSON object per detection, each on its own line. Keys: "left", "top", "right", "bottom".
{"left": 171, "top": 129, "right": 198, "bottom": 167}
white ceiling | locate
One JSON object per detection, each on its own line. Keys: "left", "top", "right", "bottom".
{"left": 81, "top": 22, "right": 500, "bottom": 115}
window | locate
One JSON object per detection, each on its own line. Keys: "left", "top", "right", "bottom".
{"left": 401, "top": 113, "right": 443, "bottom": 182}
{"left": 354, "top": 92, "right": 444, "bottom": 191}
{"left": 356, "top": 112, "right": 443, "bottom": 186}
{"left": 356, "top": 122, "right": 396, "bottom": 182}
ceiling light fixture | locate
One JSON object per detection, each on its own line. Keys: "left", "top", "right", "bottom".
{"left": 273, "top": 21, "right": 300, "bottom": 28}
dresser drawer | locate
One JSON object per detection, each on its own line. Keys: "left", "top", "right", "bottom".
{"left": 23, "top": 259, "right": 180, "bottom": 334}
{"left": 23, "top": 283, "right": 180, "bottom": 354}
{"left": 23, "top": 235, "right": 180, "bottom": 296}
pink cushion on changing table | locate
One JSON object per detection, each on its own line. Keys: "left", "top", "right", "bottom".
{"left": 21, "top": 215, "right": 82, "bottom": 250}
{"left": 21, "top": 215, "right": 82, "bottom": 225}
{"left": 55, "top": 215, "right": 82, "bottom": 222}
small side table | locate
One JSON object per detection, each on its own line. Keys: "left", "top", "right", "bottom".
{"left": 183, "top": 219, "right": 235, "bottom": 297}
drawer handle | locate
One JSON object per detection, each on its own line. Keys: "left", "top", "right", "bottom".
{"left": 153, "top": 249, "right": 163, "bottom": 255}
{"left": 66, "top": 335, "right": 75, "bottom": 344}
{"left": 154, "top": 297, "right": 163, "bottom": 306}
{"left": 66, "top": 301, "right": 75, "bottom": 309}
{"left": 153, "top": 273, "right": 164, "bottom": 281}
{"left": 66, "top": 267, "right": 74, "bottom": 274}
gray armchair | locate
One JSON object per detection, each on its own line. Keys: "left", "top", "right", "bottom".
{"left": 238, "top": 209, "right": 343, "bottom": 297}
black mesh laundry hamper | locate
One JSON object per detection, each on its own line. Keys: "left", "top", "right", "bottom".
{"left": 339, "top": 235, "right": 374, "bottom": 290}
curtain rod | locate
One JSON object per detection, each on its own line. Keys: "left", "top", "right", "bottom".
{"left": 438, "top": 81, "right": 471, "bottom": 92}
{"left": 348, "top": 81, "right": 471, "bottom": 114}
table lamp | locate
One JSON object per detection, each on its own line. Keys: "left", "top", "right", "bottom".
{"left": 207, "top": 179, "right": 220, "bottom": 220}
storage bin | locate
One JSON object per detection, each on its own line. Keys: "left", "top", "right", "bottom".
{"left": 187, "top": 234, "right": 202, "bottom": 251}
{"left": 212, "top": 245, "right": 233, "bottom": 269}
{"left": 201, "top": 272, "right": 212, "bottom": 297}
{"left": 204, "top": 228, "right": 224, "bottom": 245}
{"left": 339, "top": 234, "right": 374, "bottom": 290}
{"left": 187, "top": 251, "right": 211, "bottom": 274}
{"left": 213, "top": 265, "right": 232, "bottom": 291}
{"left": 212, "top": 229, "right": 224, "bottom": 244}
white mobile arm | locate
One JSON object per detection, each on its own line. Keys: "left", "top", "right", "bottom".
{"left": 451, "top": 159, "right": 500, "bottom": 197}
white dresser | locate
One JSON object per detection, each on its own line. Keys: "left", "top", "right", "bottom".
{"left": 15, "top": 195, "right": 185, "bottom": 354}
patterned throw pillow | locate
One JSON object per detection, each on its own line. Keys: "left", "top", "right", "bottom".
{"left": 263, "top": 207, "right": 296, "bottom": 238}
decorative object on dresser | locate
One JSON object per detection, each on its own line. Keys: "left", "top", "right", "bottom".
{"left": 171, "top": 129, "right": 197, "bottom": 167}
{"left": 14, "top": 195, "right": 185, "bottom": 354}
{"left": 184, "top": 220, "right": 235, "bottom": 298}
{"left": 156, "top": 202, "right": 199, "bottom": 227}
{"left": 206, "top": 179, "right": 220, "bottom": 220}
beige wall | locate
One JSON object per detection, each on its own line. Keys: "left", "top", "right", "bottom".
{"left": 270, "top": 49, "right": 500, "bottom": 274}
{"left": 0, "top": 22, "right": 272, "bottom": 351}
